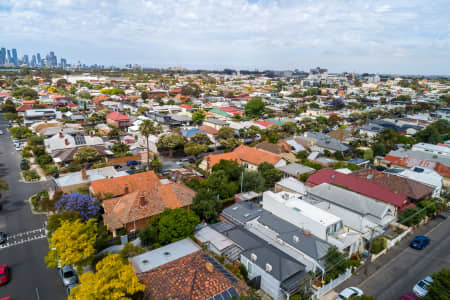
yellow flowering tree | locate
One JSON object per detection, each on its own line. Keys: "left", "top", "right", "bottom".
{"left": 48, "top": 86, "right": 57, "bottom": 93}
{"left": 69, "top": 254, "right": 146, "bottom": 300}
{"left": 45, "top": 219, "right": 97, "bottom": 270}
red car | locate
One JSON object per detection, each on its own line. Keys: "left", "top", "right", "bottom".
{"left": 400, "top": 292, "right": 420, "bottom": 300}
{"left": 0, "top": 265, "right": 9, "bottom": 285}
{"left": 0, "top": 297, "right": 11, "bottom": 300}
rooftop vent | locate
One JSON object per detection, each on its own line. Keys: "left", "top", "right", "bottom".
{"left": 251, "top": 253, "right": 257, "bottom": 261}
{"left": 265, "top": 263, "right": 272, "bottom": 272}
{"left": 163, "top": 251, "right": 171, "bottom": 257}
{"left": 304, "top": 231, "right": 311, "bottom": 236}
{"left": 142, "top": 259, "right": 149, "bottom": 264}
{"left": 293, "top": 235, "right": 299, "bottom": 243}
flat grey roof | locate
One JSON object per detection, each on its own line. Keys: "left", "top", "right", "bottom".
{"left": 129, "top": 238, "right": 200, "bottom": 273}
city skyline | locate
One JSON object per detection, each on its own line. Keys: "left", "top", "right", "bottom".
{"left": 0, "top": 46, "right": 68, "bottom": 68}
{"left": 1, "top": 0, "right": 449, "bottom": 75}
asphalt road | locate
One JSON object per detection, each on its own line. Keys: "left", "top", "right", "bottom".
{"left": 0, "top": 115, "right": 66, "bottom": 300}
{"left": 359, "top": 216, "right": 450, "bottom": 300}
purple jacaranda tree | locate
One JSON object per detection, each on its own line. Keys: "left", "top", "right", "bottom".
{"left": 55, "top": 192, "right": 101, "bottom": 221}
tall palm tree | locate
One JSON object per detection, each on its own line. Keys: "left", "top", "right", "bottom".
{"left": 139, "top": 120, "right": 156, "bottom": 170}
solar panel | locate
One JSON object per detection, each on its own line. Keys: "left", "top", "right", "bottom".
{"left": 74, "top": 135, "right": 86, "bottom": 145}
{"left": 202, "top": 254, "right": 238, "bottom": 283}
{"left": 207, "top": 287, "right": 239, "bottom": 300}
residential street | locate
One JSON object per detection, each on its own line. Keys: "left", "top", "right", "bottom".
{"left": 359, "top": 216, "right": 450, "bottom": 300}
{"left": 0, "top": 115, "right": 66, "bottom": 300}
{"left": 329, "top": 215, "right": 450, "bottom": 300}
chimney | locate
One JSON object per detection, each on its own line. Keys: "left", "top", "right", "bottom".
{"left": 139, "top": 194, "right": 146, "bottom": 207}
{"left": 81, "top": 168, "right": 87, "bottom": 180}
{"left": 65, "top": 138, "right": 69, "bottom": 145}
{"left": 90, "top": 131, "right": 94, "bottom": 137}
{"left": 59, "top": 131, "right": 63, "bottom": 138}
{"left": 205, "top": 262, "right": 214, "bottom": 273}
{"left": 124, "top": 184, "right": 129, "bottom": 194}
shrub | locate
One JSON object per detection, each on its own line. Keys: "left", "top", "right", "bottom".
{"left": 23, "top": 170, "right": 40, "bottom": 181}
{"left": 43, "top": 164, "right": 58, "bottom": 175}
{"left": 370, "top": 237, "right": 387, "bottom": 254}
{"left": 37, "top": 154, "right": 53, "bottom": 166}
{"left": 21, "top": 148, "right": 33, "bottom": 158}
{"left": 138, "top": 225, "right": 158, "bottom": 247}
{"left": 119, "top": 243, "right": 145, "bottom": 261}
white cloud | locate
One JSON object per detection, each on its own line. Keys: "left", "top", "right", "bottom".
{"left": 0, "top": 0, "right": 449, "bottom": 74}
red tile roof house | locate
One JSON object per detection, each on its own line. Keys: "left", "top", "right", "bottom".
{"left": 106, "top": 112, "right": 131, "bottom": 129}
{"left": 90, "top": 171, "right": 195, "bottom": 237}
{"left": 199, "top": 145, "right": 286, "bottom": 173}
{"left": 129, "top": 238, "right": 248, "bottom": 300}
{"left": 306, "top": 169, "right": 412, "bottom": 214}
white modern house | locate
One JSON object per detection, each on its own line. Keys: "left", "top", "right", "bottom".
{"left": 262, "top": 191, "right": 360, "bottom": 255}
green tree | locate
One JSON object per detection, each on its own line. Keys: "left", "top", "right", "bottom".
{"left": 282, "top": 122, "right": 298, "bottom": 134}
{"left": 111, "top": 143, "right": 130, "bottom": 157}
{"left": 246, "top": 125, "right": 261, "bottom": 139}
{"left": 1, "top": 99, "right": 16, "bottom": 113}
{"left": 426, "top": 267, "right": 450, "bottom": 300}
{"left": 46, "top": 211, "right": 81, "bottom": 236}
{"left": 218, "top": 127, "right": 235, "bottom": 140}
{"left": 192, "top": 109, "right": 206, "bottom": 125}
{"left": 3, "top": 112, "right": 19, "bottom": 122}
{"left": 69, "top": 253, "right": 145, "bottom": 300}
{"left": 191, "top": 133, "right": 211, "bottom": 145}
{"left": 107, "top": 127, "right": 120, "bottom": 139}
{"left": 157, "top": 133, "right": 185, "bottom": 157}
{"left": 324, "top": 246, "right": 351, "bottom": 282}
{"left": 220, "top": 137, "right": 240, "bottom": 151}
{"left": 351, "top": 296, "right": 379, "bottom": 300}
{"left": 181, "top": 83, "right": 201, "bottom": 97}
{"left": 245, "top": 98, "right": 265, "bottom": 118}
{"left": 158, "top": 208, "right": 200, "bottom": 245}
{"left": 137, "top": 106, "right": 149, "bottom": 115}
{"left": 12, "top": 87, "right": 38, "bottom": 99}
{"left": 258, "top": 164, "right": 282, "bottom": 189}
{"left": 192, "top": 188, "right": 221, "bottom": 222}
{"left": 138, "top": 224, "right": 159, "bottom": 247}
{"left": 45, "top": 219, "right": 97, "bottom": 270}
{"left": 372, "top": 143, "right": 386, "bottom": 156}
{"left": 140, "top": 91, "right": 149, "bottom": 100}
{"left": 207, "top": 170, "right": 239, "bottom": 199}
{"left": 184, "top": 142, "right": 208, "bottom": 157}
{"left": 73, "top": 146, "right": 101, "bottom": 164}
{"left": 139, "top": 119, "right": 156, "bottom": 169}
{"left": 9, "top": 126, "right": 32, "bottom": 139}
{"left": 242, "top": 171, "right": 265, "bottom": 192}
{"left": 334, "top": 150, "right": 344, "bottom": 161}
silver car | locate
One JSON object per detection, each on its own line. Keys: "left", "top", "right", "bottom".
{"left": 60, "top": 265, "right": 78, "bottom": 286}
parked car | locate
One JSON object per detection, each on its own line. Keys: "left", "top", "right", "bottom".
{"left": 67, "top": 282, "right": 79, "bottom": 296}
{"left": 127, "top": 160, "right": 139, "bottom": 166}
{"left": 126, "top": 169, "right": 136, "bottom": 175}
{"left": 15, "top": 145, "right": 21, "bottom": 151}
{"left": 0, "top": 297, "right": 11, "bottom": 300}
{"left": 400, "top": 292, "right": 420, "bottom": 300}
{"left": 413, "top": 276, "right": 433, "bottom": 298}
{"left": 12, "top": 138, "right": 18, "bottom": 143}
{"left": 0, "top": 232, "right": 6, "bottom": 244}
{"left": 59, "top": 265, "right": 78, "bottom": 287}
{"left": 20, "top": 159, "right": 30, "bottom": 170}
{"left": 0, "top": 130, "right": 3, "bottom": 135}
{"left": 0, "top": 265, "right": 9, "bottom": 286}
{"left": 337, "top": 287, "right": 363, "bottom": 299}
{"left": 410, "top": 236, "right": 430, "bottom": 250}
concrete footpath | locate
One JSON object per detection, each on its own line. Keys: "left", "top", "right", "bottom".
{"left": 320, "top": 213, "right": 448, "bottom": 299}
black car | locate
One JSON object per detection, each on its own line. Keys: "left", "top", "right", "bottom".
{"left": 0, "top": 232, "right": 7, "bottom": 244}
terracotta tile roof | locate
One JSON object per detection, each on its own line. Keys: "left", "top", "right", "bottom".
{"left": 253, "top": 120, "right": 279, "bottom": 128}
{"left": 384, "top": 155, "right": 450, "bottom": 178}
{"left": 107, "top": 112, "right": 131, "bottom": 122}
{"left": 352, "top": 169, "right": 434, "bottom": 201}
{"left": 233, "top": 145, "right": 282, "bottom": 166}
{"left": 99, "top": 171, "right": 195, "bottom": 230}
{"left": 93, "top": 95, "right": 110, "bottom": 102}
{"left": 107, "top": 154, "right": 142, "bottom": 165}
{"left": 16, "top": 104, "right": 33, "bottom": 112}
{"left": 198, "top": 125, "right": 219, "bottom": 135}
{"left": 306, "top": 169, "right": 408, "bottom": 208}
{"left": 139, "top": 250, "right": 247, "bottom": 300}
{"left": 204, "top": 152, "right": 242, "bottom": 169}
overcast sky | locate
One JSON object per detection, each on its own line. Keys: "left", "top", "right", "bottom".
{"left": 1, "top": 0, "right": 449, "bottom": 74}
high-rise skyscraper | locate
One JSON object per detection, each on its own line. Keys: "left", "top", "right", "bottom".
{"left": 22, "top": 55, "right": 29, "bottom": 66}
{"left": 60, "top": 58, "right": 67, "bottom": 68}
{"left": 31, "top": 54, "right": 36, "bottom": 67}
{"left": 12, "top": 48, "right": 18, "bottom": 66}
{"left": 0, "top": 48, "right": 6, "bottom": 65}
{"left": 36, "top": 53, "right": 41, "bottom": 65}
{"left": 7, "top": 50, "right": 12, "bottom": 64}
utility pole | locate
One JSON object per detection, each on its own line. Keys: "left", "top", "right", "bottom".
{"left": 240, "top": 169, "right": 244, "bottom": 193}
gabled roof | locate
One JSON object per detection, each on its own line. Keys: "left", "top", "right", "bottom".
{"left": 204, "top": 152, "right": 242, "bottom": 170}
{"left": 138, "top": 249, "right": 247, "bottom": 300}
{"left": 233, "top": 145, "right": 283, "bottom": 166}
{"left": 106, "top": 112, "right": 131, "bottom": 122}
{"left": 352, "top": 169, "right": 434, "bottom": 201}
{"left": 306, "top": 169, "right": 408, "bottom": 208}
{"left": 100, "top": 172, "right": 195, "bottom": 230}
{"left": 198, "top": 125, "right": 218, "bottom": 135}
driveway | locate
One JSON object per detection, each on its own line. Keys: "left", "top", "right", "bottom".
{"left": 0, "top": 115, "right": 66, "bottom": 300}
